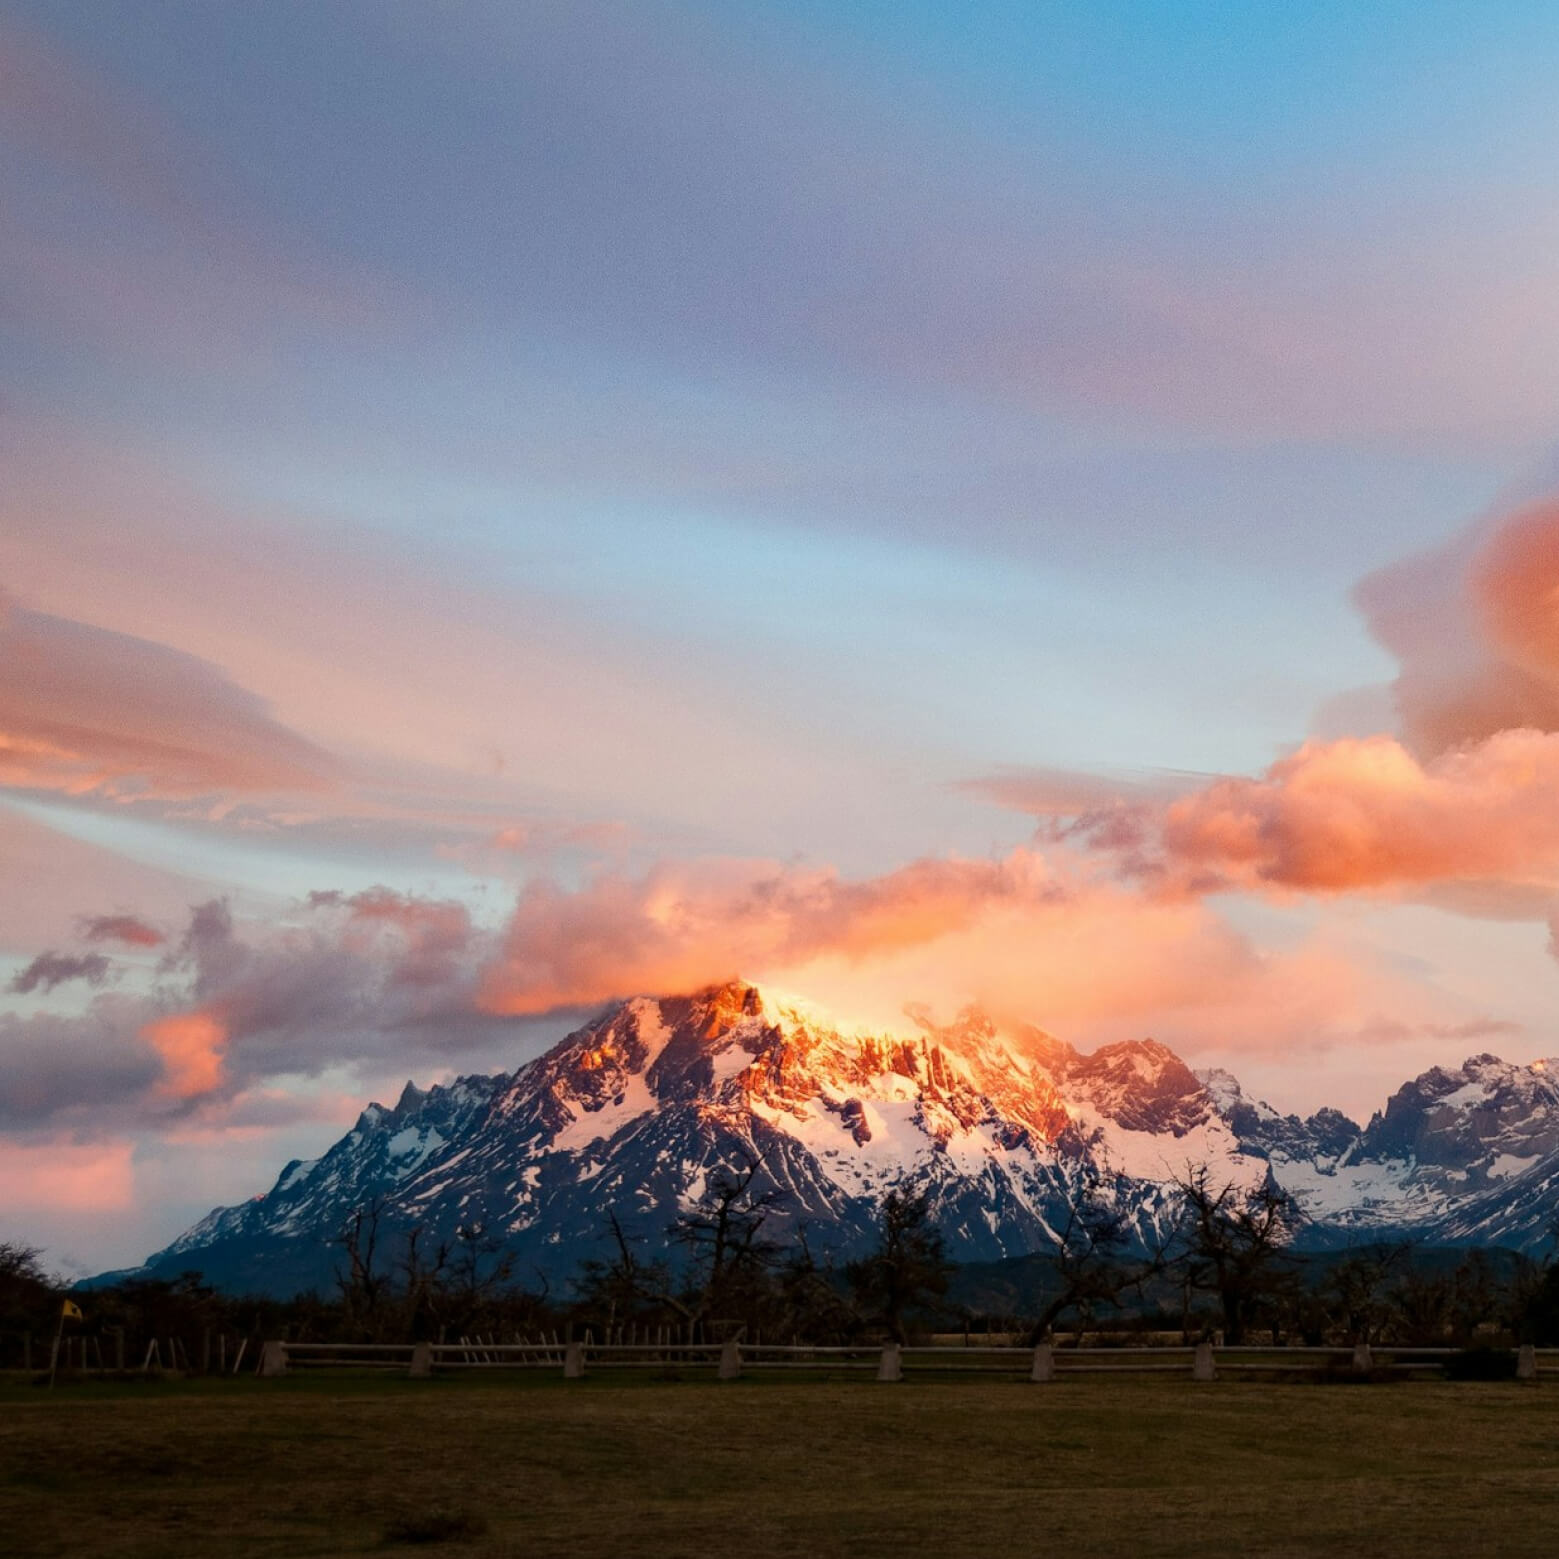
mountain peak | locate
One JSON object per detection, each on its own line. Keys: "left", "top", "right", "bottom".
{"left": 1360, "top": 1049, "right": 1559, "bottom": 1168}
{"left": 392, "top": 1079, "right": 427, "bottom": 1116}
{"left": 687, "top": 979, "right": 765, "bottom": 1035}
{"left": 126, "top": 984, "right": 1559, "bottom": 1296}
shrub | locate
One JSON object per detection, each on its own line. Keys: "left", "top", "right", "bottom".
{"left": 1444, "top": 1348, "right": 1517, "bottom": 1382}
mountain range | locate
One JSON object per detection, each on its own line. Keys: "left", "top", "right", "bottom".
{"left": 110, "top": 981, "right": 1559, "bottom": 1296}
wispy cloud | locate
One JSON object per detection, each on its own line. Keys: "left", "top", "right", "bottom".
{"left": 0, "top": 594, "right": 337, "bottom": 802}
{"left": 9, "top": 950, "right": 111, "bottom": 995}
{"left": 79, "top": 913, "right": 165, "bottom": 948}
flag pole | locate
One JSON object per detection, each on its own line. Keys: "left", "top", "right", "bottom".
{"left": 47, "top": 1305, "right": 66, "bottom": 1389}
{"left": 48, "top": 1299, "right": 81, "bottom": 1388}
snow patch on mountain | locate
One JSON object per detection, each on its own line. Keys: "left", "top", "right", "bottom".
{"left": 126, "top": 984, "right": 1559, "bottom": 1294}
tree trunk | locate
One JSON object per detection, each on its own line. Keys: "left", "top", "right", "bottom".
{"left": 1222, "top": 1287, "right": 1243, "bottom": 1345}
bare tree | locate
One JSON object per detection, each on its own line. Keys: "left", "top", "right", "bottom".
{"left": 574, "top": 1211, "right": 673, "bottom": 1332}
{"left": 670, "top": 1159, "right": 784, "bottom": 1283}
{"left": 440, "top": 1223, "right": 518, "bottom": 1328}
{"left": 331, "top": 1199, "right": 395, "bottom": 1335}
{"left": 0, "top": 1241, "right": 56, "bottom": 1335}
{"left": 396, "top": 1223, "right": 449, "bottom": 1337}
{"left": 1446, "top": 1248, "right": 1505, "bottom": 1345}
{"left": 666, "top": 1153, "right": 787, "bottom": 1337}
{"left": 846, "top": 1190, "right": 951, "bottom": 1343}
{"left": 1386, "top": 1261, "right": 1454, "bottom": 1345}
{"left": 1170, "top": 1164, "right": 1300, "bottom": 1344}
{"left": 777, "top": 1223, "right": 857, "bottom": 1342}
{"left": 1324, "top": 1241, "right": 1412, "bottom": 1344}
{"left": 1027, "top": 1174, "right": 1164, "bottom": 1344}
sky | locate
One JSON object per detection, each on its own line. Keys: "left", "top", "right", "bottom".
{"left": 6, "top": 0, "right": 1559, "bottom": 1272}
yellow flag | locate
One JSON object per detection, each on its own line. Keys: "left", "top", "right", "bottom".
{"left": 60, "top": 1299, "right": 83, "bottom": 1322}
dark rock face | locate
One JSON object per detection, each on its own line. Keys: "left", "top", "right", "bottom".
{"left": 124, "top": 985, "right": 1559, "bottom": 1296}
{"left": 1060, "top": 1040, "right": 1209, "bottom": 1136}
{"left": 1359, "top": 1054, "right": 1559, "bottom": 1168}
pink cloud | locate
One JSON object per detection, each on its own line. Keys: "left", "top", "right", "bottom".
{"left": 490, "top": 819, "right": 633, "bottom": 856}
{"left": 0, "top": 804, "right": 204, "bottom": 955}
{"left": 1108, "top": 497, "right": 1559, "bottom": 905}
{"left": 0, "top": 419, "right": 875, "bottom": 850}
{"left": 0, "top": 854, "right": 1523, "bottom": 1144}
{"left": 964, "top": 494, "right": 1559, "bottom": 915}
{"left": 0, "top": 1135, "right": 134, "bottom": 1214}
{"left": 0, "top": 594, "right": 336, "bottom": 801}
{"left": 0, "top": 892, "right": 498, "bottom": 1135}
{"left": 957, "top": 764, "right": 1183, "bottom": 817}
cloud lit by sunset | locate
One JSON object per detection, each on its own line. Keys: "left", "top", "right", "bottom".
{"left": 7, "top": 0, "right": 1559, "bottom": 1276}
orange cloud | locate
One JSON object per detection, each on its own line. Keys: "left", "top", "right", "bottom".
{"left": 474, "top": 845, "right": 1475, "bottom": 1073}
{"left": 1159, "top": 729, "right": 1559, "bottom": 896}
{"left": 964, "top": 496, "right": 1559, "bottom": 913}
{"left": 1472, "top": 501, "right": 1559, "bottom": 687}
{"left": 1357, "top": 497, "right": 1559, "bottom": 758}
{"left": 141, "top": 1010, "right": 228, "bottom": 1099}
{"left": 477, "top": 851, "right": 1060, "bottom": 1015}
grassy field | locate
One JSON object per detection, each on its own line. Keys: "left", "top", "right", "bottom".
{"left": 4, "top": 1370, "right": 1558, "bottom": 1558}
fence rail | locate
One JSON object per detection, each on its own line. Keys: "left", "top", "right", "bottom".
{"left": 258, "top": 1338, "right": 1559, "bottom": 1384}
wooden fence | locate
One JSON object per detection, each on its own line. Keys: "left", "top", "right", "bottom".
{"left": 0, "top": 1328, "right": 257, "bottom": 1376}
{"left": 258, "top": 1338, "right": 1559, "bottom": 1383}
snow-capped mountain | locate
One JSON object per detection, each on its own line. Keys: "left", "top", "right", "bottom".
{"left": 1246, "top": 1051, "right": 1559, "bottom": 1248}
{"left": 121, "top": 983, "right": 1559, "bottom": 1295}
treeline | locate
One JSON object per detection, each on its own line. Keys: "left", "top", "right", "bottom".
{"left": 7, "top": 1165, "right": 1559, "bottom": 1369}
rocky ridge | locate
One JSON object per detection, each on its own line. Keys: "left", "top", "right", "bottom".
{"left": 127, "top": 983, "right": 1559, "bottom": 1294}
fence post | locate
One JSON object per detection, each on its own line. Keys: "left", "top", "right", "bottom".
{"left": 718, "top": 1339, "right": 742, "bottom": 1381}
{"left": 1351, "top": 1343, "right": 1373, "bottom": 1375}
{"left": 1030, "top": 1344, "right": 1054, "bottom": 1383}
{"left": 1517, "top": 1344, "right": 1538, "bottom": 1383}
{"left": 409, "top": 1342, "right": 433, "bottom": 1379}
{"left": 258, "top": 1341, "right": 288, "bottom": 1378}
{"left": 877, "top": 1343, "right": 902, "bottom": 1383}
{"left": 1192, "top": 1342, "right": 1216, "bottom": 1382}
{"left": 563, "top": 1342, "right": 585, "bottom": 1380}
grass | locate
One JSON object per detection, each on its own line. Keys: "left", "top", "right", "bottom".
{"left": 3, "top": 1369, "right": 1559, "bottom": 1558}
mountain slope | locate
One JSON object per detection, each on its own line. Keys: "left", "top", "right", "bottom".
{"left": 120, "top": 984, "right": 1559, "bottom": 1295}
